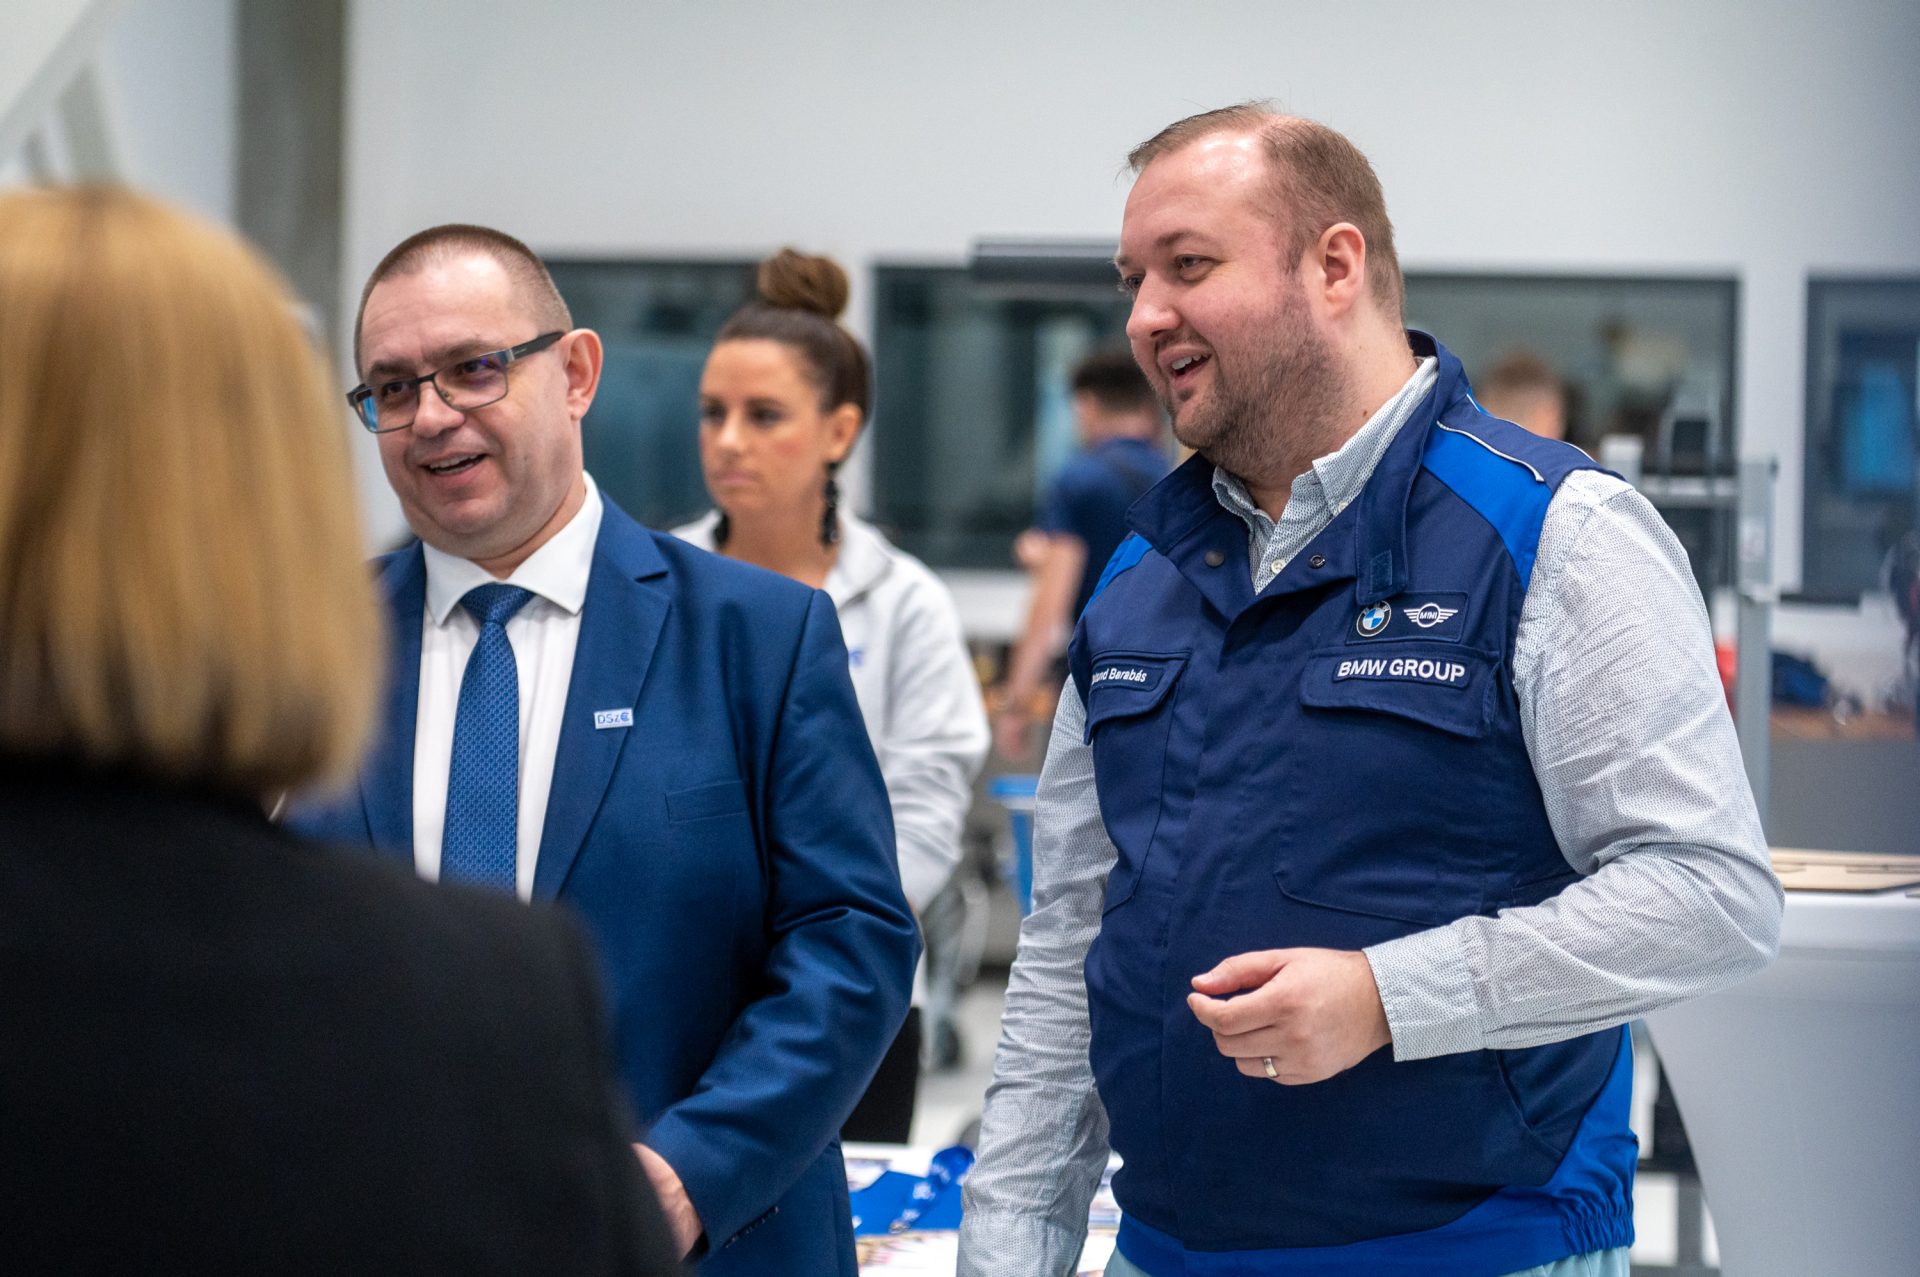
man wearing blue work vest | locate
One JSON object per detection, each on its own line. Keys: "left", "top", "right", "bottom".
{"left": 959, "top": 104, "right": 1782, "bottom": 1277}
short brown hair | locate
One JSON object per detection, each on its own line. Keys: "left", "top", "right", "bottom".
{"left": 0, "top": 187, "right": 380, "bottom": 797}
{"left": 1071, "top": 347, "right": 1157, "bottom": 416}
{"left": 1478, "top": 351, "right": 1564, "bottom": 402}
{"left": 1128, "top": 103, "right": 1404, "bottom": 318}
{"left": 353, "top": 223, "right": 571, "bottom": 367}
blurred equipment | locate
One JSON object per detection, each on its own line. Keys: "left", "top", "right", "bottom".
{"left": 1654, "top": 382, "right": 1727, "bottom": 478}
{"left": 987, "top": 774, "right": 1040, "bottom": 917}
{"left": 919, "top": 858, "right": 991, "bottom": 1072}
{"left": 1597, "top": 434, "right": 1644, "bottom": 486}
{"left": 1733, "top": 458, "right": 1778, "bottom": 824}
{"left": 1802, "top": 279, "right": 1920, "bottom": 600}
{"left": 1770, "top": 651, "right": 1829, "bottom": 708}
{"left": 1886, "top": 529, "right": 1920, "bottom": 727}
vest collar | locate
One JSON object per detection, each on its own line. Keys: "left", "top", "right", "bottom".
{"left": 1126, "top": 332, "right": 1471, "bottom": 619}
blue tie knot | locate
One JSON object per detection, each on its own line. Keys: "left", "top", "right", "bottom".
{"left": 461, "top": 583, "right": 535, "bottom": 628}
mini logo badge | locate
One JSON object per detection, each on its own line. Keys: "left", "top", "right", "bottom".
{"left": 593, "top": 708, "right": 634, "bottom": 730}
{"left": 1406, "top": 602, "right": 1460, "bottom": 629}
{"left": 1355, "top": 601, "right": 1392, "bottom": 637}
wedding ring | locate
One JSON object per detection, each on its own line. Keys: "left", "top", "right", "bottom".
{"left": 1262, "top": 1056, "right": 1278, "bottom": 1080}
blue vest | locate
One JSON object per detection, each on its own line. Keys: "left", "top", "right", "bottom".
{"left": 1071, "top": 336, "right": 1636, "bottom": 1276}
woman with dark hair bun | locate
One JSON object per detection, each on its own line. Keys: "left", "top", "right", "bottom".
{"left": 675, "top": 248, "right": 988, "bottom": 1142}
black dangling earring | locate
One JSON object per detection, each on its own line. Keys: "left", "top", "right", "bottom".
{"left": 820, "top": 463, "right": 841, "bottom": 548}
{"left": 713, "top": 510, "right": 731, "bottom": 547}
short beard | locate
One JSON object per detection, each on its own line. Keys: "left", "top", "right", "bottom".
{"left": 1167, "top": 281, "right": 1348, "bottom": 496}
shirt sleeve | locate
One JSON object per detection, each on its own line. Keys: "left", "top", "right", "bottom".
{"left": 1365, "top": 470, "right": 1783, "bottom": 1060}
{"left": 878, "top": 574, "right": 990, "bottom": 912}
{"left": 958, "top": 682, "right": 1114, "bottom": 1277}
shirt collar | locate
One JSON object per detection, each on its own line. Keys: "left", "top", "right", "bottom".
{"left": 1211, "top": 356, "right": 1439, "bottom": 532}
{"left": 673, "top": 510, "right": 890, "bottom": 608}
{"left": 824, "top": 516, "right": 893, "bottom": 608}
{"left": 422, "top": 472, "right": 604, "bottom": 625}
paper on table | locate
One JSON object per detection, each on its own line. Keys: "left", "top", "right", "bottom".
{"left": 1770, "top": 848, "right": 1920, "bottom": 893}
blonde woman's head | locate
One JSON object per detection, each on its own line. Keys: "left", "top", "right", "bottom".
{"left": 0, "top": 187, "right": 378, "bottom": 798}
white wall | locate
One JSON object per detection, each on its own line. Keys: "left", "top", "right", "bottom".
{"left": 2, "top": 0, "right": 233, "bottom": 219}
{"left": 92, "top": 0, "right": 235, "bottom": 221}
{"left": 345, "top": 0, "right": 1920, "bottom": 586}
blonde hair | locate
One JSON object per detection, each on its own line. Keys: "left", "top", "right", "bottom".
{"left": 0, "top": 187, "right": 379, "bottom": 797}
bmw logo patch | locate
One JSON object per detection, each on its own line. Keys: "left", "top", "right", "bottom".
{"left": 1356, "top": 601, "right": 1392, "bottom": 637}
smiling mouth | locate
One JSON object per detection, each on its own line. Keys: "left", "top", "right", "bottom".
{"left": 422, "top": 454, "right": 483, "bottom": 476}
{"left": 1168, "top": 353, "right": 1211, "bottom": 384}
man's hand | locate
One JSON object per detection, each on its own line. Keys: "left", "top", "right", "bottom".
{"left": 634, "top": 1144, "right": 702, "bottom": 1258}
{"left": 1185, "top": 948, "right": 1392, "bottom": 1085}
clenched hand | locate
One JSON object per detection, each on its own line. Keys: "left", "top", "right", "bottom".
{"left": 1186, "top": 947, "right": 1392, "bottom": 1085}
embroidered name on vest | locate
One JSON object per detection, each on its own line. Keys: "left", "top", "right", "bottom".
{"left": 1334, "top": 656, "right": 1469, "bottom": 687}
{"left": 1091, "top": 663, "right": 1162, "bottom": 691}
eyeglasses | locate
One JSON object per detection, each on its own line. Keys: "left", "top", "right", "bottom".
{"left": 347, "top": 331, "right": 564, "bottom": 433}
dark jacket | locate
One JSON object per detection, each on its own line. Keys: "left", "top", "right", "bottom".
{"left": 0, "top": 756, "right": 680, "bottom": 1275}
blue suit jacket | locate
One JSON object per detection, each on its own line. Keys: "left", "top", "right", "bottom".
{"left": 290, "top": 498, "right": 917, "bottom": 1275}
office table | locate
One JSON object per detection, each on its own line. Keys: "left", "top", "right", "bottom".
{"left": 847, "top": 1143, "right": 1118, "bottom": 1275}
{"left": 1646, "top": 879, "right": 1920, "bottom": 1277}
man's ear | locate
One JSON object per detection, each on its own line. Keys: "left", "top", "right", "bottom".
{"left": 561, "top": 328, "right": 605, "bottom": 421}
{"left": 1311, "top": 222, "right": 1369, "bottom": 316}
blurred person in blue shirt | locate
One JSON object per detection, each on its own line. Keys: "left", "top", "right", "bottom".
{"left": 996, "top": 348, "right": 1169, "bottom": 760}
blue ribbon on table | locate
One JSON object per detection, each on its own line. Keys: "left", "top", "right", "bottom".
{"left": 849, "top": 1145, "right": 976, "bottom": 1235}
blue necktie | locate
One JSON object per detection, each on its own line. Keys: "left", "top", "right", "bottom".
{"left": 441, "top": 584, "right": 535, "bottom": 892}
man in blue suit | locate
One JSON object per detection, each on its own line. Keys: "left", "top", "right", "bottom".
{"left": 291, "top": 223, "right": 917, "bottom": 1275}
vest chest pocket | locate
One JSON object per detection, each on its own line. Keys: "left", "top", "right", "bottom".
{"left": 1280, "top": 644, "right": 1503, "bottom": 928}
{"left": 1083, "top": 651, "right": 1187, "bottom": 914}
{"left": 1298, "top": 643, "right": 1497, "bottom": 738}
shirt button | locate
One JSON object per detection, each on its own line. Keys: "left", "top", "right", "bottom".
{"left": 1309, "top": 554, "right": 1327, "bottom": 568}
{"left": 1204, "top": 549, "right": 1226, "bottom": 568}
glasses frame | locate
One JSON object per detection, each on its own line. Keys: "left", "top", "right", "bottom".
{"left": 347, "top": 330, "right": 566, "bottom": 433}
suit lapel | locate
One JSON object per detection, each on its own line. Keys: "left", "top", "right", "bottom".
{"left": 531, "top": 503, "right": 671, "bottom": 902}
{"left": 361, "top": 546, "right": 424, "bottom": 867}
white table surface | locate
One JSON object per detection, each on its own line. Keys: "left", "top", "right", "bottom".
{"left": 1646, "top": 886, "right": 1920, "bottom": 1277}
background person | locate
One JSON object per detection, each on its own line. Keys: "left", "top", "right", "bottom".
{"left": 995, "top": 348, "right": 1168, "bottom": 761}
{"left": 960, "top": 105, "right": 1780, "bottom": 1277}
{"left": 673, "top": 248, "right": 989, "bottom": 1143}
{"left": 1476, "top": 349, "right": 1571, "bottom": 443}
{"left": 0, "top": 187, "right": 678, "bottom": 1275}
{"left": 288, "top": 226, "right": 916, "bottom": 1275}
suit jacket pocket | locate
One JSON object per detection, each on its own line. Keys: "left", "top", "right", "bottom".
{"left": 666, "top": 779, "right": 750, "bottom": 824}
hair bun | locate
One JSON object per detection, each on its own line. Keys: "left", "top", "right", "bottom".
{"left": 756, "top": 248, "right": 849, "bottom": 320}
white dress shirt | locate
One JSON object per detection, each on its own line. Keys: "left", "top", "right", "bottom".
{"left": 413, "top": 475, "right": 604, "bottom": 900}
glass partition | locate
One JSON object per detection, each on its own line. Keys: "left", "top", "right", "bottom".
{"left": 1801, "top": 277, "right": 1920, "bottom": 602}
{"left": 870, "top": 262, "right": 1130, "bottom": 568}
{"left": 543, "top": 258, "right": 757, "bottom": 529}
{"left": 1403, "top": 272, "right": 1741, "bottom": 601}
